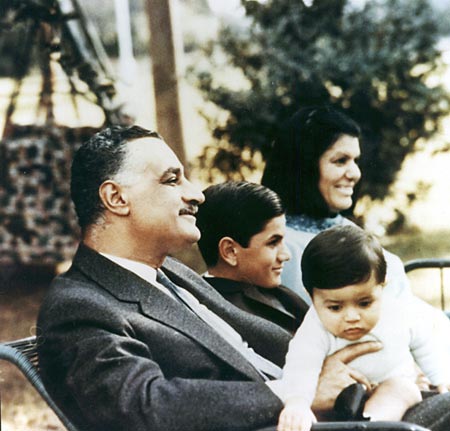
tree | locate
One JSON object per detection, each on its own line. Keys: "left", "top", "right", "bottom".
{"left": 193, "top": 0, "right": 450, "bottom": 201}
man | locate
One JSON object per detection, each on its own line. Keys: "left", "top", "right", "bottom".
{"left": 196, "top": 181, "right": 308, "bottom": 334}
{"left": 37, "top": 125, "right": 446, "bottom": 431}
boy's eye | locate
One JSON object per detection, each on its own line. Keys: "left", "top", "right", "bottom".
{"left": 359, "top": 300, "right": 373, "bottom": 308}
{"left": 328, "top": 305, "right": 342, "bottom": 312}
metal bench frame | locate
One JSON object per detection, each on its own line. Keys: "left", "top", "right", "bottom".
{"left": 0, "top": 336, "right": 79, "bottom": 431}
{"left": 404, "top": 258, "right": 450, "bottom": 317}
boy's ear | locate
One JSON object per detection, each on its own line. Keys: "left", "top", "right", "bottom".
{"left": 99, "top": 180, "right": 130, "bottom": 216}
{"left": 218, "top": 237, "right": 239, "bottom": 266}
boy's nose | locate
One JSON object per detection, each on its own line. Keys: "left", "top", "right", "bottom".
{"left": 278, "top": 243, "right": 291, "bottom": 262}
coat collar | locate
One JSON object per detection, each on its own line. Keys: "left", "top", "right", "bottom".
{"left": 207, "top": 277, "right": 295, "bottom": 319}
{"left": 71, "top": 243, "right": 264, "bottom": 381}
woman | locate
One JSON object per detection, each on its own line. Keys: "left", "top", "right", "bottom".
{"left": 261, "top": 106, "right": 366, "bottom": 301}
{"left": 261, "top": 106, "right": 450, "bottom": 342}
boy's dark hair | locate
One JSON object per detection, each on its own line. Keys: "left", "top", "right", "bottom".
{"left": 196, "top": 181, "right": 285, "bottom": 267}
{"left": 71, "top": 125, "right": 161, "bottom": 231}
{"left": 301, "top": 225, "right": 386, "bottom": 296}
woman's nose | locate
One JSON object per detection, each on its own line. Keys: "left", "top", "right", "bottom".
{"left": 346, "top": 161, "right": 361, "bottom": 181}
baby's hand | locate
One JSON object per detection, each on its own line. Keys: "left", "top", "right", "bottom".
{"left": 277, "top": 397, "right": 316, "bottom": 431}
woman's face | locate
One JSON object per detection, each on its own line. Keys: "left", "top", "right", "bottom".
{"left": 318, "top": 134, "right": 361, "bottom": 213}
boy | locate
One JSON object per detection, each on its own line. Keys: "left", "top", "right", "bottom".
{"left": 196, "top": 181, "right": 309, "bottom": 334}
{"left": 274, "top": 225, "right": 449, "bottom": 431}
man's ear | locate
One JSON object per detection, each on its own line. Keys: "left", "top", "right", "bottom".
{"left": 98, "top": 180, "right": 130, "bottom": 216}
{"left": 218, "top": 237, "right": 239, "bottom": 266}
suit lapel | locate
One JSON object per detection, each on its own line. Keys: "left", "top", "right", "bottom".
{"left": 243, "top": 285, "right": 296, "bottom": 320}
{"left": 207, "top": 276, "right": 296, "bottom": 320}
{"left": 72, "top": 244, "right": 263, "bottom": 381}
{"left": 162, "top": 259, "right": 291, "bottom": 366}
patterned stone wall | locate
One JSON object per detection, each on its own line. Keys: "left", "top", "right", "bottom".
{"left": 0, "top": 125, "right": 99, "bottom": 265}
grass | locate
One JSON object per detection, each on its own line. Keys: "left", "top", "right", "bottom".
{"left": 0, "top": 268, "right": 65, "bottom": 431}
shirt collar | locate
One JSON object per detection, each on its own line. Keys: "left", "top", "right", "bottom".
{"left": 100, "top": 252, "right": 158, "bottom": 285}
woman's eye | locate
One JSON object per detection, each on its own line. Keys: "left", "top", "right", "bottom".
{"left": 334, "top": 157, "right": 347, "bottom": 165}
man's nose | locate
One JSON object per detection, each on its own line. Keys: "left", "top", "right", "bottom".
{"left": 184, "top": 179, "right": 205, "bottom": 204}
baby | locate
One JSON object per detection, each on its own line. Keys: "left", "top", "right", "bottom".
{"left": 275, "top": 225, "right": 449, "bottom": 431}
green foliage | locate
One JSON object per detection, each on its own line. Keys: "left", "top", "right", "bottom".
{"left": 193, "top": 0, "right": 450, "bottom": 200}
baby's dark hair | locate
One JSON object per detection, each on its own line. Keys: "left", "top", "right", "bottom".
{"left": 301, "top": 225, "right": 386, "bottom": 296}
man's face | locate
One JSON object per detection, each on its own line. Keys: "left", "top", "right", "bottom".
{"left": 312, "top": 273, "right": 383, "bottom": 341}
{"left": 119, "top": 137, "right": 205, "bottom": 256}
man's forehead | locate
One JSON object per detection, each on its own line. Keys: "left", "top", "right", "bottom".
{"left": 126, "top": 137, "right": 181, "bottom": 169}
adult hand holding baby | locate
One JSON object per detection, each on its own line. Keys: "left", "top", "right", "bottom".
{"left": 312, "top": 341, "right": 382, "bottom": 414}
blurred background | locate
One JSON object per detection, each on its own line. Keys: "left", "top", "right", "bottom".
{"left": 1, "top": 0, "right": 450, "bottom": 429}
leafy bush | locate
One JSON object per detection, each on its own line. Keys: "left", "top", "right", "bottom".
{"left": 193, "top": 0, "right": 450, "bottom": 200}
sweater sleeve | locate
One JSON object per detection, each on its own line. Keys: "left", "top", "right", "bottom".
{"left": 408, "top": 296, "right": 450, "bottom": 385}
{"left": 268, "top": 307, "right": 330, "bottom": 404}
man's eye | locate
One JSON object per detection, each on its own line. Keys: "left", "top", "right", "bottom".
{"left": 164, "top": 176, "right": 178, "bottom": 185}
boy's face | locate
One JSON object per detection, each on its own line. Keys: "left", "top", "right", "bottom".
{"left": 234, "top": 215, "right": 290, "bottom": 288}
{"left": 312, "top": 272, "right": 383, "bottom": 341}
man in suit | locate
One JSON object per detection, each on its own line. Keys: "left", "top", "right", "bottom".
{"left": 37, "top": 125, "right": 448, "bottom": 431}
{"left": 196, "top": 181, "right": 309, "bottom": 335}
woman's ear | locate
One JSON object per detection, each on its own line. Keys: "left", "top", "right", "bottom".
{"left": 218, "top": 237, "right": 239, "bottom": 267}
{"left": 99, "top": 180, "right": 130, "bottom": 216}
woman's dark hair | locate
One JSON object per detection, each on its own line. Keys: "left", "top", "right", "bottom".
{"left": 301, "top": 225, "right": 386, "bottom": 296}
{"left": 196, "top": 181, "right": 285, "bottom": 267}
{"left": 261, "top": 105, "right": 361, "bottom": 218}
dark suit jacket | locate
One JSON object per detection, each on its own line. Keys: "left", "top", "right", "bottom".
{"left": 37, "top": 244, "right": 290, "bottom": 431}
{"left": 205, "top": 277, "right": 309, "bottom": 335}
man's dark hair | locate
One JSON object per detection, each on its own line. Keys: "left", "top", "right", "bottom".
{"left": 261, "top": 105, "right": 361, "bottom": 218}
{"left": 301, "top": 225, "right": 386, "bottom": 296}
{"left": 71, "top": 125, "right": 161, "bottom": 231}
{"left": 196, "top": 181, "right": 285, "bottom": 267}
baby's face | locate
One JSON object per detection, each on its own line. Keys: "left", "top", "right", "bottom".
{"left": 312, "top": 273, "right": 384, "bottom": 341}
